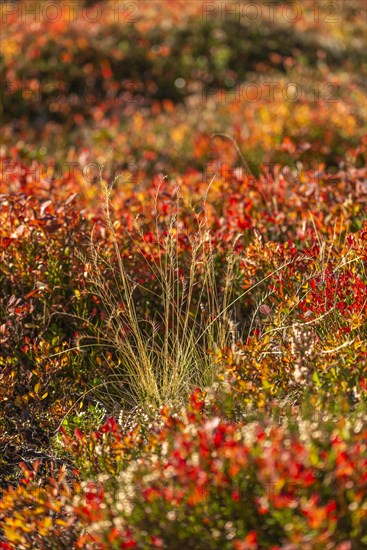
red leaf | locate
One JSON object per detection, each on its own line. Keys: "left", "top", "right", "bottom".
{"left": 24, "top": 289, "right": 39, "bottom": 300}
{"left": 260, "top": 305, "right": 271, "bottom": 316}
{"left": 74, "top": 428, "right": 84, "bottom": 440}
{"left": 1, "top": 237, "right": 12, "bottom": 248}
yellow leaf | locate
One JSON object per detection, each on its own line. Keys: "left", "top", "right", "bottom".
{"left": 41, "top": 392, "right": 48, "bottom": 399}
{"left": 43, "top": 516, "right": 53, "bottom": 529}
{"left": 34, "top": 382, "right": 41, "bottom": 394}
{"left": 3, "top": 524, "right": 25, "bottom": 543}
{"left": 56, "top": 519, "right": 68, "bottom": 526}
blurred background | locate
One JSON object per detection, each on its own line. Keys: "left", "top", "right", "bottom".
{"left": 1, "top": 0, "right": 366, "bottom": 181}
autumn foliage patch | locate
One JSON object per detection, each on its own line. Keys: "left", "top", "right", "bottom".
{"left": 1, "top": 1, "right": 367, "bottom": 548}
